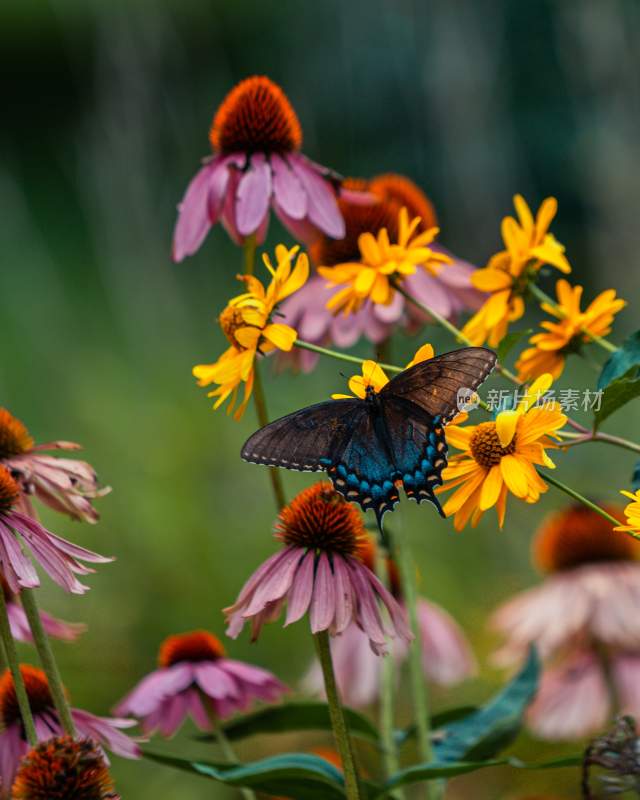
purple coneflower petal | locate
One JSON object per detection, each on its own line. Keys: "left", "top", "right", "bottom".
{"left": 172, "top": 163, "right": 216, "bottom": 262}
{"left": 0, "top": 723, "right": 27, "bottom": 793}
{"left": 364, "top": 567, "right": 412, "bottom": 643}
{"left": 194, "top": 662, "right": 239, "bottom": 700}
{"left": 236, "top": 153, "right": 272, "bottom": 236}
{"left": 243, "top": 547, "right": 302, "bottom": 617}
{"left": 114, "top": 664, "right": 194, "bottom": 717}
{"left": 0, "top": 520, "right": 39, "bottom": 592}
{"left": 331, "top": 555, "right": 354, "bottom": 635}
{"left": 285, "top": 550, "right": 315, "bottom": 626}
{"left": 348, "top": 560, "right": 388, "bottom": 650}
{"left": 72, "top": 708, "right": 141, "bottom": 758}
{"left": 310, "top": 552, "right": 336, "bottom": 633}
{"left": 186, "top": 688, "right": 211, "bottom": 729}
{"left": 290, "top": 154, "right": 344, "bottom": 239}
{"left": 271, "top": 154, "right": 307, "bottom": 219}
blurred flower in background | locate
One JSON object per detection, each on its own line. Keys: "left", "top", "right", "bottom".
{"left": 224, "top": 482, "right": 412, "bottom": 653}
{"left": 515, "top": 280, "right": 625, "bottom": 381}
{"left": 463, "top": 196, "right": 571, "bottom": 347}
{"left": 193, "top": 244, "right": 308, "bottom": 419}
{"left": 492, "top": 504, "right": 640, "bottom": 740}
{"left": 439, "top": 375, "right": 567, "bottom": 530}
{"left": 302, "top": 536, "right": 475, "bottom": 707}
{"left": 1, "top": 576, "right": 85, "bottom": 644}
{"left": 173, "top": 75, "right": 363, "bottom": 259}
{"left": 0, "top": 665, "right": 140, "bottom": 791}
{"left": 278, "top": 173, "right": 484, "bottom": 371}
{"left": 115, "top": 630, "right": 286, "bottom": 736}
{"left": 11, "top": 736, "right": 119, "bottom": 800}
{"left": 0, "top": 408, "right": 109, "bottom": 524}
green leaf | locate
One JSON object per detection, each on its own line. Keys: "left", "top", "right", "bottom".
{"left": 432, "top": 647, "right": 540, "bottom": 763}
{"left": 395, "top": 706, "right": 479, "bottom": 747}
{"left": 598, "top": 330, "right": 640, "bottom": 390}
{"left": 497, "top": 329, "right": 533, "bottom": 362}
{"left": 143, "top": 750, "right": 351, "bottom": 799}
{"left": 380, "top": 754, "right": 581, "bottom": 795}
{"left": 593, "top": 376, "right": 640, "bottom": 429}
{"left": 196, "top": 702, "right": 378, "bottom": 743}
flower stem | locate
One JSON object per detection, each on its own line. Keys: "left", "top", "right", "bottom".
{"left": 0, "top": 590, "right": 37, "bottom": 746}
{"left": 20, "top": 587, "right": 76, "bottom": 736}
{"left": 394, "top": 524, "right": 440, "bottom": 800}
{"left": 374, "top": 546, "right": 405, "bottom": 800}
{"left": 243, "top": 234, "right": 257, "bottom": 277}
{"left": 528, "top": 283, "right": 619, "bottom": 354}
{"left": 559, "top": 429, "right": 640, "bottom": 456}
{"left": 252, "top": 363, "right": 287, "bottom": 510}
{"left": 204, "top": 700, "right": 256, "bottom": 800}
{"left": 295, "top": 339, "right": 402, "bottom": 373}
{"left": 395, "top": 285, "right": 521, "bottom": 384}
{"left": 314, "top": 630, "right": 362, "bottom": 800}
{"left": 539, "top": 470, "right": 637, "bottom": 537}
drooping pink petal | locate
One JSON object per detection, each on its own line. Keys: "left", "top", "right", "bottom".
{"left": 612, "top": 651, "right": 640, "bottom": 717}
{"left": 273, "top": 204, "right": 321, "bottom": 245}
{"left": 0, "top": 724, "right": 27, "bottom": 794}
{"left": 363, "top": 566, "right": 412, "bottom": 643}
{"left": 373, "top": 290, "right": 404, "bottom": 323}
{"left": 271, "top": 154, "right": 307, "bottom": 219}
{"left": 236, "top": 153, "right": 272, "bottom": 236}
{"left": 346, "top": 559, "right": 387, "bottom": 650}
{"left": 290, "top": 154, "right": 345, "bottom": 238}
{"left": 331, "top": 555, "right": 355, "bottom": 635}
{"left": 0, "top": 520, "right": 39, "bottom": 592}
{"left": 172, "top": 163, "right": 216, "bottom": 262}
{"left": 186, "top": 688, "right": 211, "bottom": 729}
{"left": 285, "top": 550, "right": 315, "bottom": 626}
{"left": 158, "top": 692, "right": 191, "bottom": 738}
{"left": 114, "top": 663, "right": 194, "bottom": 717}
{"left": 194, "top": 662, "right": 239, "bottom": 700}
{"left": 310, "top": 552, "right": 336, "bottom": 633}
{"left": 242, "top": 547, "right": 303, "bottom": 617}
{"left": 72, "top": 708, "right": 141, "bottom": 758}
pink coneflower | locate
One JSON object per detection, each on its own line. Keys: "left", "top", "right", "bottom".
{"left": 173, "top": 75, "right": 360, "bottom": 259}
{"left": 303, "top": 539, "right": 474, "bottom": 706}
{"left": 278, "top": 173, "right": 485, "bottom": 371}
{"left": 114, "top": 630, "right": 286, "bottom": 736}
{"left": 0, "top": 408, "right": 108, "bottom": 524}
{"left": 224, "top": 483, "right": 412, "bottom": 655}
{"left": 492, "top": 504, "right": 640, "bottom": 740}
{"left": 1, "top": 576, "right": 85, "bottom": 644}
{"left": 0, "top": 665, "right": 139, "bottom": 794}
{"left": 0, "top": 468, "right": 111, "bottom": 594}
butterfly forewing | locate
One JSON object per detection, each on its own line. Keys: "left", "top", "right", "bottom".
{"left": 382, "top": 347, "right": 496, "bottom": 422}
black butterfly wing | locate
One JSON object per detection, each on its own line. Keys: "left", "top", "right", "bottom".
{"left": 381, "top": 347, "right": 496, "bottom": 422}
{"left": 241, "top": 399, "right": 365, "bottom": 473}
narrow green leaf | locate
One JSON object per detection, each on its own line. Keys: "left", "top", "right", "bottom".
{"left": 598, "top": 330, "right": 640, "bottom": 390}
{"left": 497, "top": 329, "right": 533, "bottom": 362}
{"left": 593, "top": 376, "right": 640, "bottom": 429}
{"left": 196, "top": 702, "right": 378, "bottom": 743}
{"left": 433, "top": 647, "right": 540, "bottom": 763}
{"left": 396, "top": 706, "right": 479, "bottom": 747}
{"left": 143, "top": 750, "right": 350, "bottom": 799}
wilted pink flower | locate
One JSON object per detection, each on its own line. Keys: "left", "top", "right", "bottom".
{"left": 1, "top": 576, "right": 85, "bottom": 644}
{"left": 0, "top": 468, "right": 112, "bottom": 594}
{"left": 0, "top": 408, "right": 109, "bottom": 524}
{"left": 173, "top": 75, "right": 367, "bottom": 259}
{"left": 492, "top": 504, "right": 639, "bottom": 664}
{"left": 224, "top": 483, "right": 412, "bottom": 654}
{"left": 278, "top": 173, "right": 484, "bottom": 371}
{"left": 114, "top": 630, "right": 286, "bottom": 736}
{"left": 302, "top": 539, "right": 475, "bottom": 706}
{"left": 0, "top": 665, "right": 140, "bottom": 793}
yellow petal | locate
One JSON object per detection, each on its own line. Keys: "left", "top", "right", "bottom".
{"left": 407, "top": 343, "right": 434, "bottom": 368}
{"left": 535, "top": 197, "right": 557, "bottom": 239}
{"left": 500, "top": 454, "right": 530, "bottom": 497}
{"left": 479, "top": 464, "right": 503, "bottom": 510}
{"left": 261, "top": 323, "right": 297, "bottom": 351}
{"left": 513, "top": 194, "right": 534, "bottom": 231}
{"left": 354, "top": 266, "right": 378, "bottom": 296}
{"left": 495, "top": 410, "right": 519, "bottom": 447}
{"left": 358, "top": 232, "right": 381, "bottom": 266}
{"left": 331, "top": 393, "right": 354, "bottom": 400}
{"left": 471, "top": 268, "right": 513, "bottom": 292}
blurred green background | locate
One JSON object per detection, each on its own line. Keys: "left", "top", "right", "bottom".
{"left": 1, "top": 0, "right": 640, "bottom": 796}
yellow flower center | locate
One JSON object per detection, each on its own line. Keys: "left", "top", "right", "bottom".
{"left": 219, "top": 306, "right": 250, "bottom": 348}
{"left": 470, "top": 421, "right": 517, "bottom": 467}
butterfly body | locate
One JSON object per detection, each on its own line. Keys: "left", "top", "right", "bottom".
{"left": 241, "top": 347, "right": 496, "bottom": 530}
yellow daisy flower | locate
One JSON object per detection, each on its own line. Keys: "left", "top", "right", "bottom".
{"left": 318, "top": 208, "right": 450, "bottom": 316}
{"left": 438, "top": 374, "right": 567, "bottom": 530}
{"left": 331, "top": 343, "right": 435, "bottom": 400}
{"left": 463, "top": 195, "right": 571, "bottom": 347}
{"left": 615, "top": 490, "right": 640, "bottom": 537}
{"left": 193, "top": 244, "right": 308, "bottom": 419}
{"left": 516, "top": 279, "right": 626, "bottom": 381}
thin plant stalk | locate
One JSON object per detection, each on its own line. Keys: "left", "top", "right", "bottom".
{"left": 20, "top": 587, "right": 76, "bottom": 736}
{"left": 204, "top": 699, "right": 256, "bottom": 800}
{"left": 314, "top": 630, "right": 362, "bottom": 800}
{"left": 243, "top": 233, "right": 257, "bottom": 277}
{"left": 528, "top": 283, "right": 619, "bottom": 354}
{"left": 0, "top": 589, "right": 37, "bottom": 746}
{"left": 394, "top": 520, "right": 440, "bottom": 800}
{"left": 295, "top": 339, "right": 402, "bottom": 374}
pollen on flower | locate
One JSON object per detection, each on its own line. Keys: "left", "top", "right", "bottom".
{"left": 276, "top": 482, "right": 366, "bottom": 556}
{"left": 534, "top": 504, "right": 637, "bottom": 573}
{"left": 369, "top": 173, "right": 438, "bottom": 230}
{"left": 469, "top": 422, "right": 516, "bottom": 468}
{"left": 0, "top": 408, "right": 34, "bottom": 459}
{"left": 0, "top": 467, "right": 20, "bottom": 516}
{"left": 219, "top": 305, "right": 251, "bottom": 348}
{"left": 11, "top": 736, "right": 118, "bottom": 800}
{"left": 0, "top": 666, "right": 54, "bottom": 727}
{"left": 158, "top": 630, "right": 226, "bottom": 668}
{"left": 210, "top": 75, "right": 302, "bottom": 155}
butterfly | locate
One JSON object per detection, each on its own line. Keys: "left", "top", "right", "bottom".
{"left": 241, "top": 347, "right": 496, "bottom": 531}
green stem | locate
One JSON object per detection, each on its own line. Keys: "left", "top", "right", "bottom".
{"left": 20, "top": 588, "right": 76, "bottom": 736}
{"left": 204, "top": 700, "right": 255, "bottom": 800}
{"left": 243, "top": 233, "right": 257, "bottom": 277}
{"left": 374, "top": 546, "right": 404, "bottom": 800}
{"left": 394, "top": 525, "right": 439, "bottom": 800}
{"left": 395, "top": 285, "right": 521, "bottom": 384}
{"left": 295, "top": 339, "right": 402, "bottom": 373}
{"left": 0, "top": 590, "right": 37, "bottom": 746}
{"left": 559, "top": 430, "right": 640, "bottom": 456}
{"left": 314, "top": 631, "right": 362, "bottom": 800}
{"left": 528, "top": 283, "right": 619, "bottom": 354}
{"left": 539, "top": 471, "right": 635, "bottom": 536}
{"left": 252, "top": 363, "right": 287, "bottom": 510}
